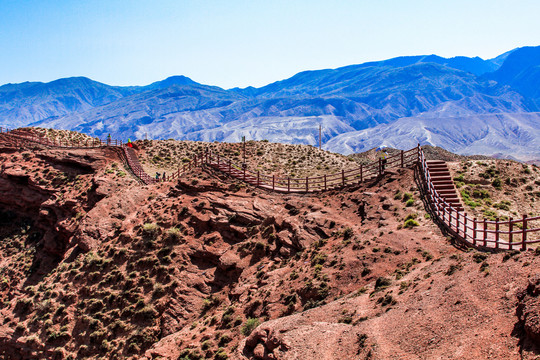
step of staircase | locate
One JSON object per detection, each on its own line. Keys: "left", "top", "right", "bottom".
{"left": 425, "top": 160, "right": 464, "bottom": 211}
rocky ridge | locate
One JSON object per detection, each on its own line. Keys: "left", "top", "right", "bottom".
{"left": 0, "top": 135, "right": 539, "bottom": 359}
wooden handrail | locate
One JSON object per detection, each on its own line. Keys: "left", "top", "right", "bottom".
{"left": 418, "top": 146, "right": 540, "bottom": 248}
{"left": 3, "top": 127, "right": 539, "bottom": 248}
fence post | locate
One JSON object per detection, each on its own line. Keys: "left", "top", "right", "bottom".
{"left": 522, "top": 215, "right": 527, "bottom": 251}
{"left": 509, "top": 217, "right": 514, "bottom": 250}
{"left": 456, "top": 209, "right": 460, "bottom": 234}
{"left": 473, "top": 218, "right": 477, "bottom": 246}
{"left": 464, "top": 215, "right": 467, "bottom": 241}
{"left": 287, "top": 177, "right": 290, "bottom": 192}
{"left": 495, "top": 218, "right": 499, "bottom": 249}
{"left": 243, "top": 167, "right": 246, "bottom": 181}
{"left": 272, "top": 175, "right": 275, "bottom": 191}
{"left": 483, "top": 219, "right": 487, "bottom": 247}
{"left": 257, "top": 171, "right": 260, "bottom": 187}
{"left": 401, "top": 150, "right": 404, "bottom": 168}
{"left": 360, "top": 164, "right": 363, "bottom": 182}
{"left": 324, "top": 175, "right": 327, "bottom": 191}
{"left": 306, "top": 176, "right": 309, "bottom": 192}
{"left": 449, "top": 206, "right": 454, "bottom": 231}
{"left": 342, "top": 169, "right": 345, "bottom": 186}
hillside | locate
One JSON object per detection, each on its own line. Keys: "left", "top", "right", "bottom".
{"left": 3, "top": 46, "right": 540, "bottom": 161}
{"left": 1, "top": 132, "right": 540, "bottom": 359}
{"left": 136, "top": 139, "right": 355, "bottom": 180}
{"left": 448, "top": 159, "right": 540, "bottom": 231}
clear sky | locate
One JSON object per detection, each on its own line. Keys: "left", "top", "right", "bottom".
{"left": 0, "top": 0, "right": 538, "bottom": 89}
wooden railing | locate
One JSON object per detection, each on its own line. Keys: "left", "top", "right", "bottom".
{"left": 3, "top": 126, "right": 539, "bottom": 249}
{"left": 0, "top": 126, "right": 122, "bottom": 148}
{"left": 419, "top": 148, "right": 540, "bottom": 249}
{"left": 0, "top": 127, "right": 201, "bottom": 186}
{"left": 203, "top": 146, "right": 419, "bottom": 192}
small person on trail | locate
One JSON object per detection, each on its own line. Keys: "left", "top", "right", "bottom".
{"left": 162, "top": 172, "right": 166, "bottom": 181}
{"left": 155, "top": 172, "right": 160, "bottom": 180}
{"left": 127, "top": 138, "right": 133, "bottom": 148}
{"left": 107, "top": 133, "right": 111, "bottom": 146}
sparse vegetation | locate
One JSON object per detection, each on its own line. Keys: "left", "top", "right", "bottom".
{"left": 241, "top": 318, "right": 261, "bottom": 336}
{"left": 2, "top": 129, "right": 540, "bottom": 360}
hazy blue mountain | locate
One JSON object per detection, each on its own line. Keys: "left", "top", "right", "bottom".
{"left": 32, "top": 83, "right": 245, "bottom": 139}
{"left": 232, "top": 54, "right": 501, "bottom": 98}
{"left": 0, "top": 75, "right": 202, "bottom": 128}
{"left": 142, "top": 75, "right": 200, "bottom": 91}
{"left": 0, "top": 77, "right": 137, "bottom": 127}
{"left": 486, "top": 46, "right": 540, "bottom": 107}
{"left": 3, "top": 46, "right": 540, "bottom": 160}
{"left": 324, "top": 112, "right": 540, "bottom": 161}
{"left": 488, "top": 48, "right": 517, "bottom": 68}
{"left": 359, "top": 54, "right": 500, "bottom": 76}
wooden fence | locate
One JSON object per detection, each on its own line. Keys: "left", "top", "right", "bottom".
{"left": 3, "top": 126, "right": 540, "bottom": 249}
{"left": 0, "top": 127, "right": 122, "bottom": 148}
{"left": 0, "top": 127, "right": 201, "bottom": 185}
{"left": 419, "top": 148, "right": 540, "bottom": 249}
{"left": 202, "top": 146, "right": 419, "bottom": 192}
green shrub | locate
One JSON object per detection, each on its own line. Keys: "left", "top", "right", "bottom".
{"left": 311, "top": 253, "right": 327, "bottom": 266}
{"left": 142, "top": 223, "right": 160, "bottom": 240}
{"left": 201, "top": 295, "right": 220, "bottom": 313}
{"left": 218, "top": 334, "right": 232, "bottom": 346}
{"left": 473, "top": 253, "right": 488, "bottom": 263}
{"left": 214, "top": 348, "right": 228, "bottom": 360}
{"left": 472, "top": 189, "right": 490, "bottom": 199}
{"left": 165, "top": 227, "right": 182, "bottom": 243}
{"left": 403, "top": 219, "right": 419, "bottom": 228}
{"left": 405, "top": 199, "right": 414, "bottom": 207}
{"left": 134, "top": 305, "right": 158, "bottom": 321}
{"left": 374, "top": 277, "right": 391, "bottom": 290}
{"left": 404, "top": 213, "right": 417, "bottom": 221}
{"left": 241, "top": 318, "right": 260, "bottom": 336}
{"left": 493, "top": 201, "right": 511, "bottom": 211}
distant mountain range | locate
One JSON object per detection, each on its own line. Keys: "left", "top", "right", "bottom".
{"left": 1, "top": 46, "right": 540, "bottom": 160}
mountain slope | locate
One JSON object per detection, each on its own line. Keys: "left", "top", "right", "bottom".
{"left": 0, "top": 75, "right": 204, "bottom": 129}
{"left": 33, "top": 62, "right": 531, "bottom": 144}
{"left": 487, "top": 46, "right": 540, "bottom": 107}
{"left": 32, "top": 83, "right": 246, "bottom": 139}
{"left": 0, "top": 77, "right": 136, "bottom": 127}
{"left": 2, "top": 46, "right": 540, "bottom": 160}
{"left": 325, "top": 112, "right": 540, "bottom": 161}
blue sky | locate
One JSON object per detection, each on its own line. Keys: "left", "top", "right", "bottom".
{"left": 0, "top": 0, "right": 538, "bottom": 89}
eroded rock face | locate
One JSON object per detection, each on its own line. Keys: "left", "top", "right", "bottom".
{"left": 516, "top": 274, "right": 540, "bottom": 343}
{"left": 235, "top": 315, "right": 368, "bottom": 360}
{"left": 0, "top": 146, "right": 114, "bottom": 258}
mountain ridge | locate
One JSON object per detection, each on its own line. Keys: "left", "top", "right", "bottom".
{"left": 2, "top": 46, "right": 540, "bottom": 160}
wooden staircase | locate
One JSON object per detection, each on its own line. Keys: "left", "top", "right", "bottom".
{"left": 426, "top": 160, "right": 463, "bottom": 212}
